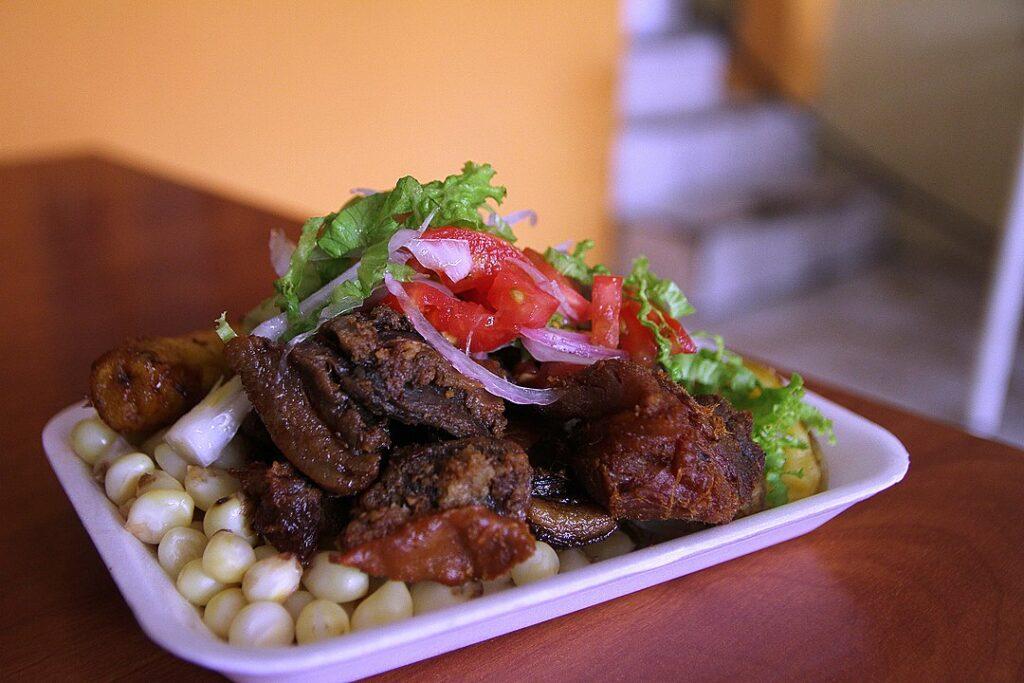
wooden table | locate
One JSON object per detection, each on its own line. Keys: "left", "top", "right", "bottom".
{"left": 2, "top": 155, "right": 1022, "bottom": 682}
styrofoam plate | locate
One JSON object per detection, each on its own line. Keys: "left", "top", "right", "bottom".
{"left": 42, "top": 392, "right": 908, "bottom": 681}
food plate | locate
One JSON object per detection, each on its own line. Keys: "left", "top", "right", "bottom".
{"left": 43, "top": 391, "right": 908, "bottom": 682}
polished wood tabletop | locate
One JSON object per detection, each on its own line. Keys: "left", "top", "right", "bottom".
{"left": 2, "top": 155, "right": 1022, "bottom": 682}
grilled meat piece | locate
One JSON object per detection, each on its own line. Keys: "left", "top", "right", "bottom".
{"left": 544, "top": 359, "right": 765, "bottom": 523}
{"left": 224, "top": 334, "right": 387, "bottom": 495}
{"left": 334, "top": 506, "right": 534, "bottom": 585}
{"left": 312, "top": 307, "right": 506, "bottom": 438}
{"left": 341, "top": 436, "right": 532, "bottom": 548}
{"left": 337, "top": 437, "right": 533, "bottom": 584}
{"left": 90, "top": 329, "right": 229, "bottom": 433}
{"left": 234, "top": 461, "right": 323, "bottom": 561}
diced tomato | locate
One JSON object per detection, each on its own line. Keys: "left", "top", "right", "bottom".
{"left": 486, "top": 264, "right": 560, "bottom": 330}
{"left": 522, "top": 248, "right": 590, "bottom": 322}
{"left": 619, "top": 298, "right": 696, "bottom": 363}
{"left": 421, "top": 227, "right": 529, "bottom": 293}
{"left": 590, "top": 275, "right": 622, "bottom": 348}
{"left": 382, "top": 281, "right": 516, "bottom": 353}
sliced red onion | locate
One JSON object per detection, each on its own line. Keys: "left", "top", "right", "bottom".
{"left": 510, "top": 259, "right": 575, "bottom": 321}
{"left": 520, "top": 326, "right": 626, "bottom": 365}
{"left": 350, "top": 187, "right": 379, "bottom": 196}
{"left": 384, "top": 273, "right": 561, "bottom": 405}
{"left": 553, "top": 240, "right": 573, "bottom": 253}
{"left": 487, "top": 209, "right": 538, "bottom": 227}
{"left": 404, "top": 238, "right": 472, "bottom": 283}
{"left": 268, "top": 229, "right": 296, "bottom": 277}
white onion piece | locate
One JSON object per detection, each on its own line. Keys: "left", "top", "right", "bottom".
{"left": 520, "top": 327, "right": 626, "bottom": 365}
{"left": 268, "top": 229, "right": 296, "bottom": 278}
{"left": 404, "top": 238, "right": 472, "bottom": 283}
{"left": 384, "top": 274, "right": 561, "bottom": 405}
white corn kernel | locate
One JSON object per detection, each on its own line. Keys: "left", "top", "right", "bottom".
{"left": 140, "top": 427, "right": 169, "bottom": 457}
{"left": 351, "top": 581, "right": 413, "bottom": 632}
{"left": 242, "top": 554, "right": 303, "bottom": 603}
{"left": 557, "top": 547, "right": 591, "bottom": 573}
{"left": 154, "top": 443, "right": 189, "bottom": 482}
{"left": 302, "top": 552, "right": 369, "bottom": 603}
{"left": 253, "top": 544, "right": 278, "bottom": 561}
{"left": 177, "top": 558, "right": 227, "bottom": 606}
{"left": 203, "top": 492, "right": 256, "bottom": 544}
{"left": 105, "top": 452, "right": 155, "bottom": 505}
{"left": 584, "top": 530, "right": 634, "bottom": 562}
{"left": 158, "top": 526, "right": 208, "bottom": 577}
{"left": 296, "top": 599, "right": 349, "bottom": 644}
{"left": 184, "top": 466, "right": 241, "bottom": 511}
{"left": 228, "top": 602, "right": 294, "bottom": 647}
{"left": 136, "top": 470, "right": 184, "bottom": 497}
{"left": 282, "top": 590, "right": 315, "bottom": 622}
{"left": 190, "top": 519, "right": 205, "bottom": 532}
{"left": 511, "top": 541, "right": 559, "bottom": 586}
{"left": 203, "top": 587, "right": 247, "bottom": 639}
{"left": 126, "top": 490, "right": 195, "bottom": 544}
{"left": 70, "top": 418, "right": 119, "bottom": 464}
{"left": 203, "top": 531, "right": 256, "bottom": 583}
{"left": 410, "top": 581, "right": 481, "bottom": 615}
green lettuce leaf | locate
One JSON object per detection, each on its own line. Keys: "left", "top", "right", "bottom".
{"left": 666, "top": 333, "right": 834, "bottom": 507}
{"left": 542, "top": 239, "right": 610, "bottom": 285}
{"left": 270, "top": 162, "right": 507, "bottom": 338}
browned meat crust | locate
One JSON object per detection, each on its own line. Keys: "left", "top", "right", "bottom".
{"left": 333, "top": 506, "right": 535, "bottom": 585}
{"left": 234, "top": 461, "right": 323, "bottom": 561}
{"left": 312, "top": 307, "right": 507, "bottom": 438}
{"left": 341, "top": 436, "right": 532, "bottom": 548}
{"left": 224, "top": 334, "right": 387, "bottom": 495}
{"left": 545, "top": 360, "right": 765, "bottom": 523}
{"left": 89, "top": 329, "right": 228, "bottom": 433}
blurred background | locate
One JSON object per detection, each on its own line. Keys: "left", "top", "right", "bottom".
{"left": 2, "top": 0, "right": 1022, "bottom": 445}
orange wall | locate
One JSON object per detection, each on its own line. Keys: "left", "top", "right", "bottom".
{"left": 0, "top": 1, "right": 620, "bottom": 259}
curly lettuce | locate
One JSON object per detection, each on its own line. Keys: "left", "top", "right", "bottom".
{"left": 269, "top": 162, "right": 507, "bottom": 338}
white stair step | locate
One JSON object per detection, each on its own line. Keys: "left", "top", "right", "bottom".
{"left": 620, "top": 32, "right": 729, "bottom": 118}
{"left": 616, "top": 179, "right": 889, "bottom": 319}
{"left": 622, "top": 0, "right": 692, "bottom": 38}
{"left": 614, "top": 103, "right": 818, "bottom": 219}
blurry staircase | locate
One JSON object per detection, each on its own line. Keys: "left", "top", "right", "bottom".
{"left": 615, "top": 0, "right": 890, "bottom": 322}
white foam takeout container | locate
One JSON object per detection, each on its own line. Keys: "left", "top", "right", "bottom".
{"left": 43, "top": 392, "right": 908, "bottom": 681}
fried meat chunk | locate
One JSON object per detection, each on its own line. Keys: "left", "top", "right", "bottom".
{"left": 234, "top": 461, "right": 324, "bottom": 561}
{"left": 336, "top": 437, "right": 534, "bottom": 584}
{"left": 225, "top": 334, "right": 387, "bottom": 495}
{"left": 314, "top": 307, "right": 507, "bottom": 438}
{"left": 545, "top": 360, "right": 765, "bottom": 523}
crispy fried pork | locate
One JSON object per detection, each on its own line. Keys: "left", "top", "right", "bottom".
{"left": 234, "top": 461, "right": 324, "bottom": 561}
{"left": 225, "top": 334, "right": 388, "bottom": 495}
{"left": 336, "top": 436, "right": 534, "bottom": 584}
{"left": 543, "top": 359, "right": 765, "bottom": 523}
{"left": 90, "top": 329, "right": 229, "bottom": 433}
{"left": 312, "top": 307, "right": 507, "bottom": 438}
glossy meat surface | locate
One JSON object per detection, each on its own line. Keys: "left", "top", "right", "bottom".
{"left": 334, "top": 506, "right": 535, "bottom": 585}
{"left": 89, "top": 329, "right": 228, "bottom": 433}
{"left": 225, "top": 334, "right": 386, "bottom": 494}
{"left": 342, "top": 436, "right": 532, "bottom": 548}
{"left": 546, "top": 360, "right": 765, "bottom": 523}
{"left": 234, "top": 461, "right": 323, "bottom": 561}
{"left": 315, "top": 307, "right": 507, "bottom": 438}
